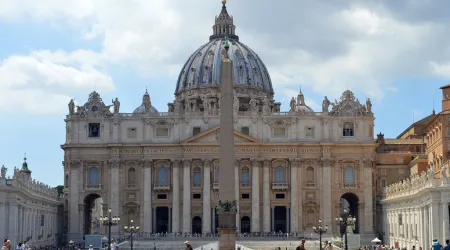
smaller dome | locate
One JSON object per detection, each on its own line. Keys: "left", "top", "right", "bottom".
{"left": 289, "top": 89, "right": 314, "bottom": 113}
{"left": 133, "top": 90, "right": 159, "bottom": 115}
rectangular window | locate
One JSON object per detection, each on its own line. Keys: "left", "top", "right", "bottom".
{"left": 275, "top": 193, "right": 285, "bottom": 199}
{"left": 241, "top": 127, "right": 250, "bottom": 135}
{"left": 155, "top": 127, "right": 169, "bottom": 137}
{"left": 343, "top": 122, "right": 354, "bottom": 137}
{"left": 273, "top": 127, "right": 286, "bottom": 137}
{"left": 193, "top": 171, "right": 201, "bottom": 186}
{"left": 193, "top": 193, "right": 201, "bottom": 199}
{"left": 127, "top": 128, "right": 137, "bottom": 139}
{"left": 193, "top": 127, "right": 201, "bottom": 136}
{"left": 157, "top": 194, "right": 167, "bottom": 200}
{"left": 241, "top": 193, "right": 250, "bottom": 199}
{"left": 88, "top": 123, "right": 100, "bottom": 138}
{"left": 305, "top": 126, "right": 315, "bottom": 137}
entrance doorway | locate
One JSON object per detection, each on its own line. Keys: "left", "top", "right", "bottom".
{"left": 340, "top": 193, "right": 360, "bottom": 234}
{"left": 240, "top": 216, "right": 251, "bottom": 233}
{"left": 192, "top": 216, "right": 202, "bottom": 234}
{"left": 155, "top": 207, "right": 169, "bottom": 233}
{"left": 83, "top": 194, "right": 103, "bottom": 235}
{"left": 274, "top": 206, "right": 287, "bottom": 233}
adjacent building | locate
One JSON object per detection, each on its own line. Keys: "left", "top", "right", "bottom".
{"left": 62, "top": 1, "right": 377, "bottom": 244}
{"left": 0, "top": 158, "right": 62, "bottom": 248}
{"left": 381, "top": 85, "right": 450, "bottom": 249}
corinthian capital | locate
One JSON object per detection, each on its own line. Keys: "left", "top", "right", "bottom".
{"left": 289, "top": 158, "right": 301, "bottom": 167}
{"left": 70, "top": 160, "right": 82, "bottom": 167}
{"left": 142, "top": 160, "right": 153, "bottom": 169}
{"left": 250, "top": 158, "right": 260, "bottom": 167}
{"left": 262, "top": 159, "right": 271, "bottom": 167}
{"left": 182, "top": 159, "right": 192, "bottom": 168}
{"left": 320, "top": 158, "right": 335, "bottom": 167}
{"left": 109, "top": 159, "right": 120, "bottom": 168}
{"left": 235, "top": 159, "right": 241, "bottom": 167}
{"left": 202, "top": 158, "right": 212, "bottom": 167}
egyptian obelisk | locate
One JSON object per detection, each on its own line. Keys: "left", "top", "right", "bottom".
{"left": 217, "top": 37, "right": 237, "bottom": 249}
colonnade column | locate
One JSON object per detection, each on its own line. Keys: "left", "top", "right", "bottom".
{"left": 419, "top": 207, "right": 424, "bottom": 250}
{"left": 289, "top": 158, "right": 298, "bottom": 233}
{"left": 172, "top": 160, "right": 181, "bottom": 233}
{"left": 182, "top": 159, "right": 192, "bottom": 233}
{"left": 430, "top": 202, "right": 439, "bottom": 242}
{"left": 424, "top": 206, "right": 429, "bottom": 250}
{"left": 202, "top": 159, "right": 212, "bottom": 234}
{"left": 8, "top": 202, "right": 18, "bottom": 247}
{"left": 143, "top": 160, "right": 153, "bottom": 233}
{"left": 234, "top": 160, "right": 240, "bottom": 233}
{"left": 0, "top": 202, "right": 5, "bottom": 241}
{"left": 251, "top": 159, "right": 260, "bottom": 232}
{"left": 442, "top": 202, "right": 449, "bottom": 243}
{"left": 109, "top": 159, "right": 120, "bottom": 235}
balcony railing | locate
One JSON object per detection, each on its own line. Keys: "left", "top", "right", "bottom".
{"left": 213, "top": 183, "right": 219, "bottom": 190}
{"left": 341, "top": 183, "right": 358, "bottom": 189}
{"left": 153, "top": 184, "right": 170, "bottom": 191}
{"left": 126, "top": 184, "right": 137, "bottom": 189}
{"left": 272, "top": 183, "right": 289, "bottom": 190}
{"left": 241, "top": 183, "right": 251, "bottom": 187}
{"left": 305, "top": 182, "right": 314, "bottom": 187}
{"left": 85, "top": 184, "right": 102, "bottom": 190}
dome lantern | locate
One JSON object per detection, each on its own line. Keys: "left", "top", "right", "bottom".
{"left": 210, "top": 0, "right": 239, "bottom": 41}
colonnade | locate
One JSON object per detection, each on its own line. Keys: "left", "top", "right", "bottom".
{"left": 386, "top": 201, "right": 450, "bottom": 250}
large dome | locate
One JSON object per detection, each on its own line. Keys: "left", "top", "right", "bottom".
{"left": 175, "top": 2, "right": 273, "bottom": 96}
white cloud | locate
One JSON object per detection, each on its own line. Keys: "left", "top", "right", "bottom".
{"left": 429, "top": 62, "right": 450, "bottom": 78}
{"left": 0, "top": 50, "right": 114, "bottom": 114}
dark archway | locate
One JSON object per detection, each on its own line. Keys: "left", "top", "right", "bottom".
{"left": 192, "top": 216, "right": 202, "bottom": 234}
{"left": 155, "top": 207, "right": 169, "bottom": 233}
{"left": 240, "top": 216, "right": 251, "bottom": 233}
{"left": 274, "top": 206, "right": 287, "bottom": 233}
{"left": 340, "top": 192, "right": 360, "bottom": 234}
{"left": 214, "top": 208, "right": 219, "bottom": 234}
{"left": 83, "top": 193, "right": 102, "bottom": 236}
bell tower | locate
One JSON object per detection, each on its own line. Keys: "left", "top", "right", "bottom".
{"left": 440, "top": 84, "right": 450, "bottom": 111}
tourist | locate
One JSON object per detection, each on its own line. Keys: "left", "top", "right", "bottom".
{"left": 445, "top": 240, "right": 450, "bottom": 250}
{"left": 184, "top": 241, "right": 193, "bottom": 250}
{"left": 296, "top": 239, "right": 306, "bottom": 250}
{"left": 88, "top": 244, "right": 94, "bottom": 250}
{"left": 432, "top": 239, "right": 443, "bottom": 250}
{"left": 111, "top": 239, "right": 118, "bottom": 250}
{"left": 325, "top": 242, "right": 333, "bottom": 250}
{"left": 1, "top": 240, "right": 10, "bottom": 250}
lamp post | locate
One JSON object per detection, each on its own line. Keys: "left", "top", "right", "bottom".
{"left": 99, "top": 208, "right": 120, "bottom": 250}
{"left": 313, "top": 219, "right": 328, "bottom": 250}
{"left": 124, "top": 220, "right": 140, "bottom": 250}
{"left": 335, "top": 209, "right": 357, "bottom": 250}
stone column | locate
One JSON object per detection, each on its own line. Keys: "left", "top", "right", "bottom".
{"left": 182, "top": 159, "right": 192, "bottom": 233}
{"left": 442, "top": 202, "right": 449, "bottom": 243}
{"left": 109, "top": 159, "right": 120, "bottom": 235}
{"left": 289, "top": 158, "right": 299, "bottom": 233}
{"left": 430, "top": 202, "right": 439, "bottom": 242}
{"left": 420, "top": 207, "right": 424, "bottom": 250}
{"left": 262, "top": 159, "right": 271, "bottom": 232}
{"left": 271, "top": 206, "right": 275, "bottom": 231}
{"left": 172, "top": 160, "right": 181, "bottom": 233}
{"left": 251, "top": 159, "right": 260, "bottom": 232}
{"left": 321, "top": 158, "right": 333, "bottom": 233}
{"left": 8, "top": 202, "right": 18, "bottom": 247}
{"left": 68, "top": 160, "right": 81, "bottom": 242}
{"left": 362, "top": 159, "right": 374, "bottom": 233}
{"left": 234, "top": 160, "right": 240, "bottom": 233}
{"left": 152, "top": 207, "right": 156, "bottom": 232}
{"left": 424, "top": 206, "right": 429, "bottom": 250}
{"left": 143, "top": 160, "right": 153, "bottom": 233}
{"left": 203, "top": 159, "right": 212, "bottom": 234}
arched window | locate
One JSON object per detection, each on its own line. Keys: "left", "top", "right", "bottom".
{"left": 193, "top": 168, "right": 201, "bottom": 186}
{"left": 242, "top": 167, "right": 249, "bottom": 185}
{"left": 128, "top": 168, "right": 136, "bottom": 185}
{"left": 343, "top": 122, "right": 354, "bottom": 136}
{"left": 275, "top": 166, "right": 285, "bottom": 183}
{"left": 306, "top": 167, "right": 315, "bottom": 187}
{"left": 215, "top": 167, "right": 220, "bottom": 183}
{"left": 157, "top": 167, "right": 168, "bottom": 185}
{"left": 88, "top": 167, "right": 99, "bottom": 185}
{"left": 344, "top": 167, "right": 355, "bottom": 185}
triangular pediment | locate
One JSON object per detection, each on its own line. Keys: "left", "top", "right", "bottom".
{"left": 181, "top": 125, "right": 260, "bottom": 144}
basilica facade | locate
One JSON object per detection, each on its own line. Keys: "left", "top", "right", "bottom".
{"left": 62, "top": 1, "right": 377, "bottom": 243}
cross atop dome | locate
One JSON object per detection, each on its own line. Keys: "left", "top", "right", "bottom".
{"left": 210, "top": 0, "right": 239, "bottom": 41}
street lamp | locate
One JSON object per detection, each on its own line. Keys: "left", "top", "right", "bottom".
{"left": 99, "top": 208, "right": 120, "bottom": 250}
{"left": 335, "top": 209, "right": 357, "bottom": 250}
{"left": 124, "top": 220, "right": 140, "bottom": 250}
{"left": 312, "top": 219, "right": 328, "bottom": 250}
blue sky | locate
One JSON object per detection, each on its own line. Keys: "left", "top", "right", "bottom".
{"left": 1, "top": 0, "right": 450, "bottom": 186}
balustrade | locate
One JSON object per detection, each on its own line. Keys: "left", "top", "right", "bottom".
{"left": 271, "top": 183, "right": 289, "bottom": 190}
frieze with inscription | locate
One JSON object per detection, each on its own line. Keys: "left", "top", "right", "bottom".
{"left": 113, "top": 147, "right": 331, "bottom": 155}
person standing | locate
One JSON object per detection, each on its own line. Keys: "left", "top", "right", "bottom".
{"left": 184, "top": 241, "right": 193, "bottom": 250}
{"left": 444, "top": 240, "right": 450, "bottom": 250}
{"left": 296, "top": 239, "right": 306, "bottom": 250}
{"left": 431, "top": 239, "right": 443, "bottom": 250}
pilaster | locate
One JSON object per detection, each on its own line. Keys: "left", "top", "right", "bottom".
{"left": 172, "top": 159, "right": 181, "bottom": 233}
{"left": 143, "top": 160, "right": 153, "bottom": 233}
{"left": 289, "top": 158, "right": 299, "bottom": 233}
{"left": 68, "top": 160, "right": 82, "bottom": 242}
{"left": 234, "top": 159, "right": 240, "bottom": 233}
{"left": 321, "top": 158, "right": 334, "bottom": 233}
{"left": 109, "top": 159, "right": 120, "bottom": 235}
{"left": 442, "top": 201, "right": 449, "bottom": 243}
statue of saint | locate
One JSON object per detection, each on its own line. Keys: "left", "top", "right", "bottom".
{"left": 366, "top": 98, "right": 372, "bottom": 114}
{"left": 233, "top": 95, "right": 239, "bottom": 112}
{"left": 1, "top": 165, "right": 6, "bottom": 179}
{"left": 290, "top": 97, "right": 296, "bottom": 112}
{"left": 346, "top": 225, "right": 354, "bottom": 234}
{"left": 249, "top": 98, "right": 257, "bottom": 112}
{"left": 262, "top": 96, "right": 271, "bottom": 114}
{"left": 112, "top": 98, "right": 120, "bottom": 114}
{"left": 322, "top": 96, "right": 330, "bottom": 112}
{"left": 68, "top": 99, "right": 75, "bottom": 114}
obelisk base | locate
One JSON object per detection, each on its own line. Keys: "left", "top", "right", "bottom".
{"left": 217, "top": 212, "right": 237, "bottom": 250}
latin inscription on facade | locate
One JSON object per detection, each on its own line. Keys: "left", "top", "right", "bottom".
{"left": 113, "top": 147, "right": 330, "bottom": 154}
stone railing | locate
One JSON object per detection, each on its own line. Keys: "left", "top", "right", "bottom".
{"left": 97, "top": 111, "right": 327, "bottom": 118}
{"left": 11, "top": 176, "right": 59, "bottom": 199}
{"left": 383, "top": 167, "right": 446, "bottom": 199}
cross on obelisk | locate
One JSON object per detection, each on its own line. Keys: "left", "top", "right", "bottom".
{"left": 217, "top": 37, "right": 237, "bottom": 249}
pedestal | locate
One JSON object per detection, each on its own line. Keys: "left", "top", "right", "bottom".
{"left": 218, "top": 212, "right": 237, "bottom": 250}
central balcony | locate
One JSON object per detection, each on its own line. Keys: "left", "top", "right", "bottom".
{"left": 272, "top": 183, "right": 289, "bottom": 190}
{"left": 85, "top": 184, "right": 102, "bottom": 190}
